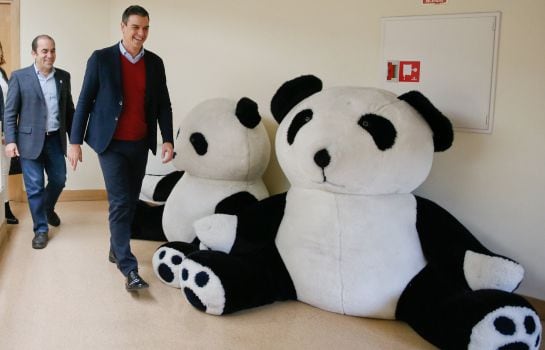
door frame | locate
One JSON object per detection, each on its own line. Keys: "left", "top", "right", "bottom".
{"left": 0, "top": 0, "right": 23, "bottom": 202}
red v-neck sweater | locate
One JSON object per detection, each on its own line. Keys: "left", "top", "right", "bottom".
{"left": 113, "top": 55, "right": 148, "bottom": 140}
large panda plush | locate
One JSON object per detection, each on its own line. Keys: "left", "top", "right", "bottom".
{"left": 152, "top": 97, "right": 271, "bottom": 287}
{"left": 177, "top": 75, "right": 542, "bottom": 350}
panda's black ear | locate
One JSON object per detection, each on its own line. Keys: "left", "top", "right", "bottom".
{"left": 271, "top": 75, "right": 323, "bottom": 123}
{"left": 235, "top": 97, "right": 261, "bottom": 129}
{"left": 398, "top": 91, "right": 454, "bottom": 152}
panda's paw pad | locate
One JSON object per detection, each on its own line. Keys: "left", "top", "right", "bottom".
{"left": 469, "top": 306, "right": 541, "bottom": 350}
{"left": 464, "top": 251, "right": 524, "bottom": 292}
{"left": 151, "top": 247, "right": 185, "bottom": 288}
{"left": 179, "top": 259, "right": 226, "bottom": 315}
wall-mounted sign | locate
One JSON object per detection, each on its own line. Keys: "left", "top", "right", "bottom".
{"left": 386, "top": 60, "right": 421, "bottom": 82}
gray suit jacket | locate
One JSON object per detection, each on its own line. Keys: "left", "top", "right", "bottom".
{"left": 4, "top": 65, "right": 74, "bottom": 159}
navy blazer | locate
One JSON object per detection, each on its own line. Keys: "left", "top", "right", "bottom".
{"left": 70, "top": 44, "right": 173, "bottom": 155}
{"left": 3, "top": 65, "right": 75, "bottom": 159}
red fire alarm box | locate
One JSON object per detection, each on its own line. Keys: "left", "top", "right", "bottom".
{"left": 387, "top": 60, "right": 399, "bottom": 81}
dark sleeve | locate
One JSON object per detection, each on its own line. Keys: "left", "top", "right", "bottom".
{"left": 0, "top": 84, "right": 4, "bottom": 126}
{"left": 70, "top": 51, "right": 100, "bottom": 144}
{"left": 0, "top": 68, "right": 6, "bottom": 125}
{"left": 64, "top": 71, "right": 75, "bottom": 136}
{"left": 156, "top": 57, "right": 173, "bottom": 144}
{"left": 0, "top": 67, "right": 7, "bottom": 82}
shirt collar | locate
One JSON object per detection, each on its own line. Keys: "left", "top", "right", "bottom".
{"left": 34, "top": 63, "right": 56, "bottom": 78}
{"left": 119, "top": 41, "right": 145, "bottom": 63}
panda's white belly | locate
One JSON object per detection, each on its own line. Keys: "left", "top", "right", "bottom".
{"left": 162, "top": 174, "right": 268, "bottom": 242}
{"left": 276, "top": 188, "right": 426, "bottom": 319}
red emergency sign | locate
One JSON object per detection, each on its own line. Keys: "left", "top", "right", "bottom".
{"left": 398, "top": 61, "right": 421, "bottom": 82}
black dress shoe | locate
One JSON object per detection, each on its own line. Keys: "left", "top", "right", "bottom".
{"left": 32, "top": 232, "right": 49, "bottom": 249}
{"left": 126, "top": 270, "right": 149, "bottom": 291}
{"left": 6, "top": 216, "right": 19, "bottom": 225}
{"left": 5, "top": 202, "right": 19, "bottom": 225}
{"left": 47, "top": 211, "right": 61, "bottom": 227}
{"left": 109, "top": 249, "right": 116, "bottom": 264}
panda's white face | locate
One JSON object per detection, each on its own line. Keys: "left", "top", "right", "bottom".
{"left": 173, "top": 98, "right": 271, "bottom": 181}
{"left": 275, "top": 87, "right": 435, "bottom": 195}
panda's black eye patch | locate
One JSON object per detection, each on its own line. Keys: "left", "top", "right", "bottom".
{"left": 358, "top": 114, "right": 397, "bottom": 151}
{"left": 190, "top": 132, "right": 208, "bottom": 156}
{"left": 287, "top": 109, "right": 313, "bottom": 145}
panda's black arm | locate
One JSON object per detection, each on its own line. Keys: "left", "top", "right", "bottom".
{"left": 415, "top": 196, "right": 498, "bottom": 282}
{"left": 153, "top": 171, "right": 184, "bottom": 202}
{"left": 229, "top": 192, "right": 287, "bottom": 256}
{"left": 214, "top": 192, "right": 259, "bottom": 215}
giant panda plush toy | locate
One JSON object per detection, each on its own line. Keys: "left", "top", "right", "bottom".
{"left": 177, "top": 75, "right": 542, "bottom": 350}
{"left": 152, "top": 97, "right": 271, "bottom": 287}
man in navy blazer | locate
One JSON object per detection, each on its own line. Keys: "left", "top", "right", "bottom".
{"left": 4, "top": 35, "right": 75, "bottom": 249}
{"left": 69, "top": 5, "right": 174, "bottom": 291}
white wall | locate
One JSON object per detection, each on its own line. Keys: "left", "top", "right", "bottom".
{"left": 20, "top": 0, "right": 545, "bottom": 299}
{"left": 20, "top": 0, "right": 111, "bottom": 189}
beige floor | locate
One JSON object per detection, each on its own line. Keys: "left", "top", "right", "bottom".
{"left": 0, "top": 201, "right": 539, "bottom": 350}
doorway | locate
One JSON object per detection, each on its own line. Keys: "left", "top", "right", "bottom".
{"left": 0, "top": 0, "right": 24, "bottom": 202}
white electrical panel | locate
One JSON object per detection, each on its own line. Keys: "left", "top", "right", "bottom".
{"left": 380, "top": 12, "right": 500, "bottom": 133}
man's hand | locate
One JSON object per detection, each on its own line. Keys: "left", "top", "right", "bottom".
{"left": 68, "top": 144, "right": 83, "bottom": 170}
{"left": 161, "top": 142, "right": 174, "bottom": 163}
{"left": 5, "top": 143, "right": 19, "bottom": 158}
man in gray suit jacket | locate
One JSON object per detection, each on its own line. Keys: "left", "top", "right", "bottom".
{"left": 4, "top": 35, "right": 74, "bottom": 249}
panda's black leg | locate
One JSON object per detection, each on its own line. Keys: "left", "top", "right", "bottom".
{"left": 131, "top": 201, "right": 168, "bottom": 241}
{"left": 180, "top": 247, "right": 295, "bottom": 315}
{"left": 396, "top": 265, "right": 541, "bottom": 350}
{"left": 152, "top": 241, "right": 199, "bottom": 288}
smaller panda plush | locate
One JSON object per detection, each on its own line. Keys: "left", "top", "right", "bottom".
{"left": 131, "top": 147, "right": 183, "bottom": 241}
{"left": 152, "top": 97, "right": 271, "bottom": 288}
{"left": 177, "top": 75, "right": 541, "bottom": 350}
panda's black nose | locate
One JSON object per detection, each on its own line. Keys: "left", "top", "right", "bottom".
{"left": 314, "top": 149, "right": 331, "bottom": 169}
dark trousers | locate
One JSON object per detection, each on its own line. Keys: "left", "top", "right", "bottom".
{"left": 98, "top": 139, "right": 148, "bottom": 276}
{"left": 20, "top": 133, "right": 66, "bottom": 233}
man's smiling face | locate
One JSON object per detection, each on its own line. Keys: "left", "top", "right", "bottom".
{"left": 121, "top": 14, "right": 149, "bottom": 55}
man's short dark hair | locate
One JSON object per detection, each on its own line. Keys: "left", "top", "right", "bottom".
{"left": 31, "top": 35, "right": 55, "bottom": 53}
{"left": 122, "top": 5, "right": 149, "bottom": 24}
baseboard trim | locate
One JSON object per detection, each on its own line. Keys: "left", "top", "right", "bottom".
{"left": 58, "top": 189, "right": 107, "bottom": 202}
{"left": 11, "top": 189, "right": 108, "bottom": 202}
